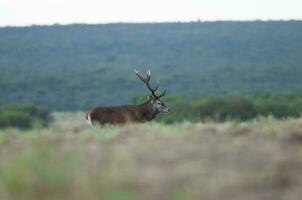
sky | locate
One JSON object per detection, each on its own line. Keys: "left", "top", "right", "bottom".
{"left": 0, "top": 0, "right": 302, "bottom": 26}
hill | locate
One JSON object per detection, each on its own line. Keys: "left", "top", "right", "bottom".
{"left": 1, "top": 21, "right": 302, "bottom": 110}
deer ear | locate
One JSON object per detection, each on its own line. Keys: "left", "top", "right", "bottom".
{"left": 148, "top": 95, "right": 155, "bottom": 103}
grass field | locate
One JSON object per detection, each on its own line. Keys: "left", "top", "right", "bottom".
{"left": 0, "top": 113, "right": 302, "bottom": 200}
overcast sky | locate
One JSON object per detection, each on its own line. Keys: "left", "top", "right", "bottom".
{"left": 1, "top": 0, "right": 301, "bottom": 26}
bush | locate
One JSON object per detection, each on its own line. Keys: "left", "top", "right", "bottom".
{"left": 0, "top": 105, "right": 53, "bottom": 129}
{"left": 194, "top": 96, "right": 256, "bottom": 122}
{"left": 150, "top": 94, "right": 302, "bottom": 123}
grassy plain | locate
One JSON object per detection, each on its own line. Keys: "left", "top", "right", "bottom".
{"left": 0, "top": 113, "right": 302, "bottom": 200}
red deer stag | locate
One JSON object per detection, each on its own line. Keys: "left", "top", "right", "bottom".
{"left": 85, "top": 70, "right": 169, "bottom": 126}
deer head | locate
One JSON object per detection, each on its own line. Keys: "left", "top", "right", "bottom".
{"left": 134, "top": 69, "right": 169, "bottom": 113}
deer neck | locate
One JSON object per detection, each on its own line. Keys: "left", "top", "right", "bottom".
{"left": 139, "top": 101, "right": 158, "bottom": 121}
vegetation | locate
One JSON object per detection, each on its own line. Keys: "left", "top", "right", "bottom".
{"left": 1, "top": 92, "right": 302, "bottom": 129}
{"left": 1, "top": 20, "right": 302, "bottom": 200}
{"left": 134, "top": 93, "right": 302, "bottom": 123}
{"left": 0, "top": 114, "right": 302, "bottom": 200}
{"left": 0, "top": 105, "right": 52, "bottom": 129}
{"left": 1, "top": 21, "right": 302, "bottom": 110}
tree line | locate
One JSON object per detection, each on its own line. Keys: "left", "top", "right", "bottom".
{"left": 135, "top": 93, "right": 302, "bottom": 123}
{"left": 1, "top": 93, "right": 302, "bottom": 129}
{"left": 1, "top": 21, "right": 302, "bottom": 110}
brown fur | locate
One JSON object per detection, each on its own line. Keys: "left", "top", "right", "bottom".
{"left": 86, "top": 101, "right": 158, "bottom": 125}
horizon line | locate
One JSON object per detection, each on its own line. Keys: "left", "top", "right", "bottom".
{"left": 1, "top": 18, "right": 302, "bottom": 28}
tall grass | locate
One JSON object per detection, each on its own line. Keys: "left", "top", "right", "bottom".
{"left": 0, "top": 113, "right": 302, "bottom": 200}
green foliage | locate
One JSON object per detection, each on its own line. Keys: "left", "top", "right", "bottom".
{"left": 1, "top": 21, "right": 302, "bottom": 110}
{"left": 157, "top": 94, "right": 302, "bottom": 123}
{"left": 0, "top": 105, "right": 53, "bottom": 129}
{"left": 196, "top": 95, "right": 256, "bottom": 121}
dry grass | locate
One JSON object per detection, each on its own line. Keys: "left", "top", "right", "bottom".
{"left": 0, "top": 114, "right": 302, "bottom": 200}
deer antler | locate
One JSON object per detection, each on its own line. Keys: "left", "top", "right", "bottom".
{"left": 134, "top": 69, "right": 166, "bottom": 99}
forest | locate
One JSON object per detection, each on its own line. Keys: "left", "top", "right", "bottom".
{"left": 1, "top": 21, "right": 302, "bottom": 110}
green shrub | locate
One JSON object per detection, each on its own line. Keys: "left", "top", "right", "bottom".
{"left": 194, "top": 96, "right": 256, "bottom": 122}
{"left": 0, "top": 105, "right": 52, "bottom": 129}
{"left": 148, "top": 94, "right": 302, "bottom": 123}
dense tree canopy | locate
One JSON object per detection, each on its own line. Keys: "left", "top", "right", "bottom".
{"left": 0, "top": 21, "right": 302, "bottom": 110}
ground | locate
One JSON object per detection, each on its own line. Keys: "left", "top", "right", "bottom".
{"left": 0, "top": 113, "right": 302, "bottom": 200}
